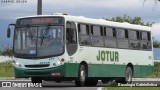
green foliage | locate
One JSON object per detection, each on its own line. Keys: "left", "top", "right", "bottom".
{"left": 0, "top": 50, "right": 2, "bottom": 54}
{"left": 153, "top": 41, "right": 160, "bottom": 48}
{"left": 105, "top": 15, "right": 154, "bottom": 26}
{"left": 153, "top": 62, "right": 160, "bottom": 77}
{"left": 0, "top": 48, "right": 13, "bottom": 56}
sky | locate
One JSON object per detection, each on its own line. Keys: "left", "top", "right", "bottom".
{"left": 0, "top": 0, "right": 160, "bottom": 49}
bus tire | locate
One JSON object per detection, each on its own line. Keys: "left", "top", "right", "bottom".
{"left": 116, "top": 66, "right": 133, "bottom": 84}
{"left": 125, "top": 66, "right": 133, "bottom": 84}
{"left": 75, "top": 64, "right": 86, "bottom": 87}
{"left": 31, "top": 77, "right": 42, "bottom": 83}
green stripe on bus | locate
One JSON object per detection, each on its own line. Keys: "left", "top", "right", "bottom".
{"left": 64, "top": 63, "right": 153, "bottom": 78}
{"left": 87, "top": 64, "right": 153, "bottom": 77}
{"left": 13, "top": 63, "right": 153, "bottom": 78}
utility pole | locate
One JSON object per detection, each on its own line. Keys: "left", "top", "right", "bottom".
{"left": 37, "top": 0, "right": 42, "bottom": 15}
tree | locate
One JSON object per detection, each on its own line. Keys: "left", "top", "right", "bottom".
{"left": 105, "top": 15, "right": 154, "bottom": 26}
{"left": 153, "top": 41, "right": 160, "bottom": 48}
{"left": 0, "top": 48, "right": 13, "bottom": 56}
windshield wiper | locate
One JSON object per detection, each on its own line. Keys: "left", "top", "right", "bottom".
{"left": 41, "top": 25, "right": 50, "bottom": 45}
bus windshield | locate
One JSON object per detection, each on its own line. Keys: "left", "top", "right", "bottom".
{"left": 14, "top": 26, "right": 64, "bottom": 58}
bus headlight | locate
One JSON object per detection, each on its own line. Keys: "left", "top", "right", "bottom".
{"left": 13, "top": 61, "right": 22, "bottom": 67}
{"left": 53, "top": 60, "right": 61, "bottom": 67}
{"left": 16, "top": 62, "right": 22, "bottom": 67}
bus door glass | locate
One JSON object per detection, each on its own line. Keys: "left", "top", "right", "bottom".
{"left": 66, "top": 21, "right": 78, "bottom": 56}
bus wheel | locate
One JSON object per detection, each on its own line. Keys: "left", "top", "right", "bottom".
{"left": 75, "top": 64, "right": 86, "bottom": 87}
{"left": 125, "top": 66, "right": 133, "bottom": 84}
{"left": 31, "top": 77, "right": 42, "bottom": 83}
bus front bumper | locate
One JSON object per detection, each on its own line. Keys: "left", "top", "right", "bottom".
{"left": 13, "top": 65, "right": 65, "bottom": 78}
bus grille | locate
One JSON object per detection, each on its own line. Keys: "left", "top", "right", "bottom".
{"left": 25, "top": 64, "right": 50, "bottom": 68}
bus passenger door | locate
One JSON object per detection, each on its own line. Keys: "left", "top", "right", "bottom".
{"left": 66, "top": 21, "right": 78, "bottom": 56}
{"left": 66, "top": 21, "right": 79, "bottom": 77}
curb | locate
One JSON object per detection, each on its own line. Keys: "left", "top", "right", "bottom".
{"left": 133, "top": 78, "right": 160, "bottom": 81}
{"left": 0, "top": 77, "right": 30, "bottom": 80}
{"left": 0, "top": 77, "right": 15, "bottom": 80}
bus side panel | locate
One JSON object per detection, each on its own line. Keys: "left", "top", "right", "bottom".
{"left": 88, "top": 64, "right": 126, "bottom": 77}
{"left": 64, "top": 63, "right": 79, "bottom": 77}
{"left": 140, "top": 65, "right": 153, "bottom": 77}
{"left": 87, "top": 64, "right": 153, "bottom": 78}
{"left": 133, "top": 65, "right": 141, "bottom": 77}
{"left": 133, "top": 65, "right": 153, "bottom": 77}
{"left": 88, "top": 64, "right": 100, "bottom": 77}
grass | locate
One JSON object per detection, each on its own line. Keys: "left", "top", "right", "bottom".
{"left": 0, "top": 63, "right": 15, "bottom": 77}
{"left": 106, "top": 87, "right": 160, "bottom": 90}
{"left": 147, "top": 62, "right": 160, "bottom": 78}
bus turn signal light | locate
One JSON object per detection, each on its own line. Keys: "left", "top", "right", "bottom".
{"left": 61, "top": 58, "right": 64, "bottom": 62}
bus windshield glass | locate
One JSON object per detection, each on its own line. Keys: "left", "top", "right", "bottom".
{"left": 14, "top": 26, "right": 64, "bottom": 58}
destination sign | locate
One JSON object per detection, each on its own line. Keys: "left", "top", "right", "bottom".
{"left": 17, "top": 17, "right": 64, "bottom": 25}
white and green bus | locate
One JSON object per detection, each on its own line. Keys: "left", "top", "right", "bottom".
{"left": 7, "top": 13, "right": 153, "bottom": 86}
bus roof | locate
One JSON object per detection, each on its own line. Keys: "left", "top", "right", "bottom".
{"left": 18, "top": 14, "right": 151, "bottom": 31}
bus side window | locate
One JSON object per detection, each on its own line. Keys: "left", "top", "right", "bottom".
{"left": 116, "top": 28, "right": 129, "bottom": 49}
{"left": 116, "top": 28, "right": 125, "bottom": 38}
{"left": 142, "top": 32, "right": 148, "bottom": 40}
{"left": 78, "top": 24, "right": 90, "bottom": 46}
{"left": 91, "top": 25, "right": 104, "bottom": 47}
{"left": 92, "top": 25, "right": 101, "bottom": 36}
{"left": 104, "top": 27, "right": 117, "bottom": 48}
{"left": 66, "top": 22, "right": 77, "bottom": 44}
{"left": 129, "top": 30, "right": 140, "bottom": 49}
{"left": 141, "top": 31, "right": 151, "bottom": 50}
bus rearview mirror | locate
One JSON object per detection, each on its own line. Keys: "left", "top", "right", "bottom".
{"left": 7, "top": 28, "right": 11, "bottom": 38}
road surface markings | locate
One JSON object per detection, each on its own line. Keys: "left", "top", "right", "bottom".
{"left": 97, "top": 87, "right": 104, "bottom": 90}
